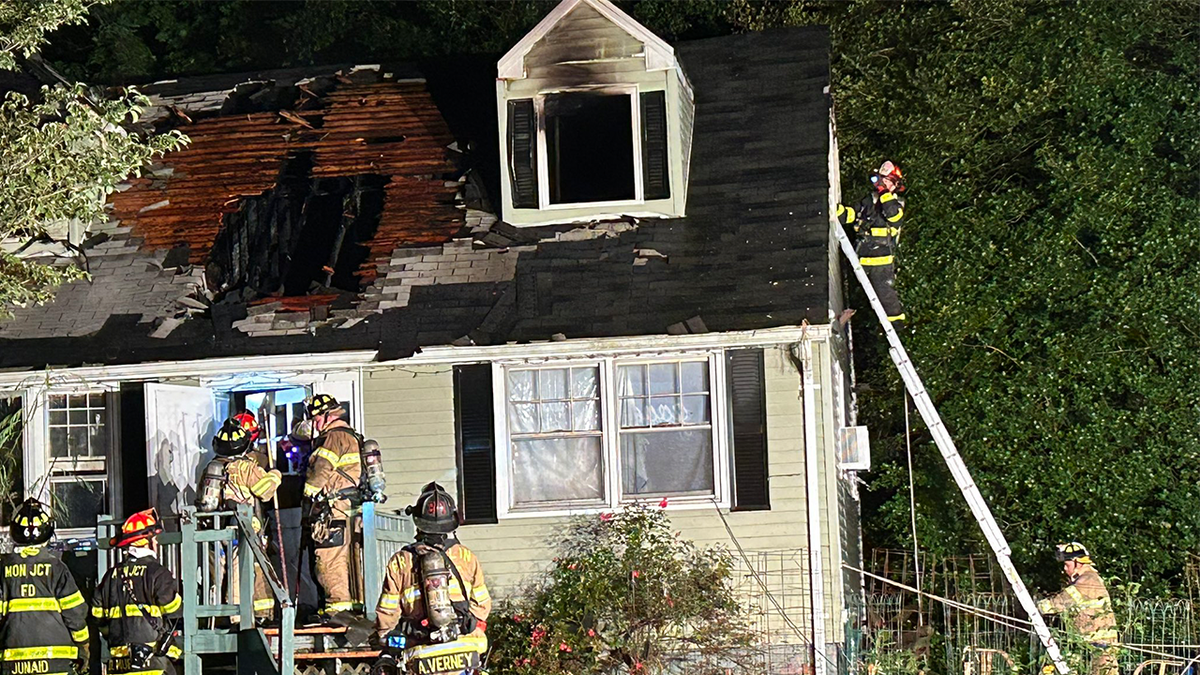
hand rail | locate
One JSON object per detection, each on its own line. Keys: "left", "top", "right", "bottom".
{"left": 234, "top": 509, "right": 295, "bottom": 675}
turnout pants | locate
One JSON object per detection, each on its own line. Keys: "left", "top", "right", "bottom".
{"left": 859, "top": 256, "right": 905, "bottom": 327}
{"left": 314, "top": 505, "right": 359, "bottom": 614}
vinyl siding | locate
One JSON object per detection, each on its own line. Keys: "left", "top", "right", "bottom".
{"left": 361, "top": 344, "right": 844, "bottom": 650}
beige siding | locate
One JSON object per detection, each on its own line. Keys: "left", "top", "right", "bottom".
{"left": 359, "top": 344, "right": 853, "bottom": 652}
{"left": 362, "top": 348, "right": 812, "bottom": 595}
{"left": 522, "top": 3, "right": 647, "bottom": 87}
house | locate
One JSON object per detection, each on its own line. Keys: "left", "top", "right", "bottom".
{"left": 0, "top": 0, "right": 866, "bottom": 670}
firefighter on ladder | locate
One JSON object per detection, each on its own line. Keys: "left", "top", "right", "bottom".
{"left": 374, "top": 483, "right": 491, "bottom": 657}
{"left": 93, "top": 509, "right": 183, "bottom": 675}
{"left": 1038, "top": 542, "right": 1119, "bottom": 675}
{"left": 198, "top": 417, "right": 283, "bottom": 621}
{"left": 838, "top": 160, "right": 907, "bottom": 328}
{"left": 303, "top": 394, "right": 363, "bottom": 619}
{"left": 0, "top": 498, "right": 90, "bottom": 675}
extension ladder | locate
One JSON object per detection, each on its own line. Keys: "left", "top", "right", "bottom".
{"left": 834, "top": 223, "right": 1070, "bottom": 674}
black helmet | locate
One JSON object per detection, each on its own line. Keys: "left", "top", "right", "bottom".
{"left": 307, "top": 393, "right": 340, "bottom": 418}
{"left": 213, "top": 418, "right": 251, "bottom": 457}
{"left": 405, "top": 482, "right": 458, "bottom": 534}
{"left": 11, "top": 498, "right": 54, "bottom": 546}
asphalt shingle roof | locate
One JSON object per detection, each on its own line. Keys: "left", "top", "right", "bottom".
{"left": 0, "top": 27, "right": 831, "bottom": 370}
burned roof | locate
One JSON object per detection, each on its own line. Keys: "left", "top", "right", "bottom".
{"left": 0, "top": 28, "right": 832, "bottom": 369}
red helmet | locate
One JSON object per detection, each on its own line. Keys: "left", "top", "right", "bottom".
{"left": 233, "top": 410, "right": 260, "bottom": 442}
{"left": 871, "top": 160, "right": 905, "bottom": 193}
{"left": 111, "top": 508, "right": 163, "bottom": 548}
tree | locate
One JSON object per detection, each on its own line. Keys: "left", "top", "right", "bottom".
{"left": 0, "top": 0, "right": 185, "bottom": 314}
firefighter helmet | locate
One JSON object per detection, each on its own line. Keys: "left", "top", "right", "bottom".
{"left": 1055, "top": 542, "right": 1092, "bottom": 565}
{"left": 406, "top": 482, "right": 459, "bottom": 534}
{"left": 10, "top": 498, "right": 54, "bottom": 546}
{"left": 213, "top": 418, "right": 251, "bottom": 457}
{"left": 307, "top": 394, "right": 340, "bottom": 418}
{"left": 232, "top": 410, "right": 261, "bottom": 442}
{"left": 111, "top": 508, "right": 163, "bottom": 548}
{"left": 870, "top": 160, "right": 905, "bottom": 193}
{"left": 290, "top": 417, "right": 315, "bottom": 442}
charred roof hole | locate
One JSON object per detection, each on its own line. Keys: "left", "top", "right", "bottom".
{"left": 546, "top": 91, "right": 636, "bottom": 205}
{"left": 206, "top": 151, "right": 388, "bottom": 301}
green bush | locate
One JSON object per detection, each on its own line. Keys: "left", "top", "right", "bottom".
{"left": 487, "top": 502, "right": 757, "bottom": 675}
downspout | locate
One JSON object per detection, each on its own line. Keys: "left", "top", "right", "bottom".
{"left": 799, "top": 339, "right": 829, "bottom": 675}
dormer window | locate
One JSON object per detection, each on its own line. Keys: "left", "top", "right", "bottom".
{"left": 546, "top": 91, "right": 635, "bottom": 205}
{"left": 498, "top": 0, "right": 692, "bottom": 227}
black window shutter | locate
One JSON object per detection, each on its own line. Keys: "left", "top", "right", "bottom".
{"left": 727, "top": 349, "right": 770, "bottom": 511}
{"left": 507, "top": 99, "right": 539, "bottom": 208}
{"left": 640, "top": 91, "right": 670, "bottom": 200}
{"left": 455, "top": 364, "right": 497, "bottom": 524}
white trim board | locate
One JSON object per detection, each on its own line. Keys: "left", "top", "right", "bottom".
{"left": 497, "top": 0, "right": 676, "bottom": 80}
{"left": 0, "top": 325, "right": 830, "bottom": 389}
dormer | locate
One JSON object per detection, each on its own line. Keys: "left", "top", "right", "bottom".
{"left": 497, "top": 0, "right": 694, "bottom": 227}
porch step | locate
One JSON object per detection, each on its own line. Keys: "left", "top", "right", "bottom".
{"left": 263, "top": 625, "right": 379, "bottom": 659}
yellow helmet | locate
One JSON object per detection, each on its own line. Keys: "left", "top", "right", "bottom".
{"left": 1055, "top": 542, "right": 1092, "bottom": 565}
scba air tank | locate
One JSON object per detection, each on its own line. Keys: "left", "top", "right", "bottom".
{"left": 196, "top": 459, "right": 227, "bottom": 512}
{"left": 362, "top": 439, "right": 387, "bottom": 502}
{"left": 419, "top": 548, "right": 460, "bottom": 641}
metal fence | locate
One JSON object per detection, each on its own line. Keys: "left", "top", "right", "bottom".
{"left": 859, "top": 549, "right": 1200, "bottom": 675}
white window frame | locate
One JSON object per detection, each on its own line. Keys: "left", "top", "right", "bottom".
{"left": 30, "top": 387, "right": 122, "bottom": 534}
{"left": 535, "top": 85, "right": 648, "bottom": 210}
{"left": 493, "top": 352, "right": 731, "bottom": 519}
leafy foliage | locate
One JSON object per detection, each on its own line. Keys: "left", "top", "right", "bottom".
{"left": 0, "top": 0, "right": 186, "bottom": 314}
{"left": 487, "top": 503, "right": 757, "bottom": 675}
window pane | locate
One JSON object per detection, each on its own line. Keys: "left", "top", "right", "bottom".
{"left": 68, "top": 394, "right": 87, "bottom": 409}
{"left": 88, "top": 393, "right": 105, "bottom": 407}
{"left": 648, "top": 396, "right": 680, "bottom": 426}
{"left": 682, "top": 395, "right": 710, "bottom": 425}
{"left": 508, "top": 402, "right": 539, "bottom": 435}
{"left": 51, "top": 478, "right": 106, "bottom": 529}
{"left": 512, "top": 437, "right": 603, "bottom": 504}
{"left": 571, "top": 368, "right": 598, "bottom": 399}
{"left": 49, "top": 410, "right": 67, "bottom": 426}
{"left": 649, "top": 363, "right": 678, "bottom": 395}
{"left": 507, "top": 370, "right": 536, "bottom": 402}
{"left": 681, "top": 362, "right": 709, "bottom": 393}
{"left": 540, "top": 401, "right": 571, "bottom": 433}
{"left": 621, "top": 398, "right": 646, "bottom": 428}
{"left": 572, "top": 399, "right": 600, "bottom": 432}
{"left": 538, "top": 368, "right": 569, "bottom": 401}
{"left": 618, "top": 365, "right": 646, "bottom": 398}
{"left": 68, "top": 409, "right": 87, "bottom": 425}
{"left": 49, "top": 428, "right": 68, "bottom": 458}
{"left": 89, "top": 425, "right": 109, "bottom": 457}
{"left": 621, "top": 429, "right": 714, "bottom": 497}
{"left": 68, "top": 427, "right": 88, "bottom": 457}
{"left": 49, "top": 395, "right": 66, "bottom": 410}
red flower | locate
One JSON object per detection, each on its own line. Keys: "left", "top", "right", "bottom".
{"left": 587, "top": 628, "right": 596, "bottom": 637}
{"left": 659, "top": 498, "right": 669, "bottom": 508}
{"left": 568, "top": 562, "right": 577, "bottom": 570}
{"left": 559, "top": 642, "right": 573, "bottom": 652}
{"left": 600, "top": 512, "right": 613, "bottom": 522}
{"left": 631, "top": 569, "right": 640, "bottom": 578}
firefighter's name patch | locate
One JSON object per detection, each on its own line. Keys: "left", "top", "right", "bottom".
{"left": 11, "top": 660, "right": 50, "bottom": 674}
{"left": 3, "top": 563, "right": 51, "bottom": 578}
{"left": 415, "top": 651, "right": 478, "bottom": 674}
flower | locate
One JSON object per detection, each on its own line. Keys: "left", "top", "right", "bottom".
{"left": 659, "top": 498, "right": 669, "bottom": 508}
{"left": 600, "top": 512, "right": 613, "bottom": 522}
{"left": 587, "top": 628, "right": 596, "bottom": 637}
{"left": 631, "top": 569, "right": 641, "bottom": 578}
{"left": 559, "top": 642, "right": 573, "bottom": 652}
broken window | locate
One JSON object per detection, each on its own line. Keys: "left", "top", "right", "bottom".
{"left": 545, "top": 92, "right": 635, "bottom": 204}
{"left": 207, "top": 152, "right": 387, "bottom": 300}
